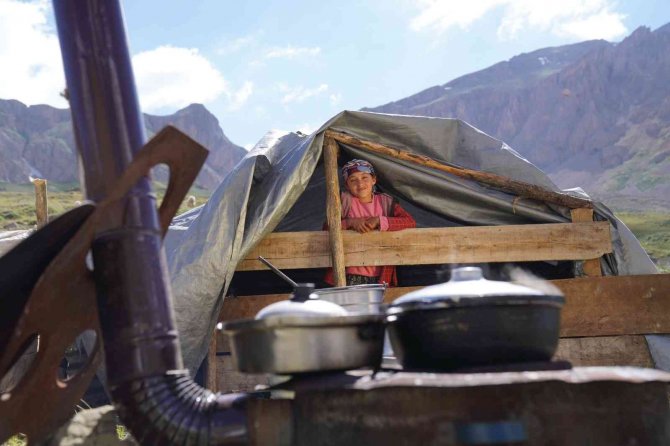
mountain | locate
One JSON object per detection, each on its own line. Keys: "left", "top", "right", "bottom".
{"left": 0, "top": 100, "right": 246, "bottom": 190}
{"left": 365, "top": 25, "right": 670, "bottom": 210}
{"left": 144, "top": 104, "right": 245, "bottom": 189}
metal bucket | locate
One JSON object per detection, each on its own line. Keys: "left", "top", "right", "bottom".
{"left": 314, "top": 284, "right": 386, "bottom": 314}
{"left": 314, "top": 284, "right": 394, "bottom": 356}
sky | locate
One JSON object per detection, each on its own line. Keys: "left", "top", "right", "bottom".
{"left": 1, "top": 0, "right": 670, "bottom": 149}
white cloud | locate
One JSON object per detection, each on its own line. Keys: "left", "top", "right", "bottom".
{"left": 0, "top": 2, "right": 250, "bottom": 113}
{"left": 553, "top": 9, "right": 627, "bottom": 40}
{"left": 254, "top": 105, "right": 269, "bottom": 118}
{"left": 133, "top": 45, "right": 228, "bottom": 111}
{"left": 410, "top": 0, "right": 628, "bottom": 41}
{"left": 265, "top": 45, "right": 321, "bottom": 59}
{"left": 278, "top": 83, "right": 329, "bottom": 104}
{"left": 216, "top": 31, "right": 263, "bottom": 55}
{"left": 296, "top": 123, "right": 317, "bottom": 135}
{"left": 248, "top": 59, "right": 266, "bottom": 69}
{"left": 0, "top": 0, "right": 67, "bottom": 106}
{"left": 229, "top": 81, "right": 254, "bottom": 111}
{"left": 410, "top": 0, "right": 505, "bottom": 33}
{"left": 329, "top": 93, "right": 343, "bottom": 106}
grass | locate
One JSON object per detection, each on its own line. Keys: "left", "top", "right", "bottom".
{"left": 616, "top": 212, "right": 670, "bottom": 269}
{"left": 0, "top": 183, "right": 83, "bottom": 229}
{"left": 0, "top": 181, "right": 210, "bottom": 230}
{"left": 116, "top": 425, "right": 130, "bottom": 441}
{"left": 0, "top": 422, "right": 129, "bottom": 445}
{"left": 2, "top": 434, "right": 27, "bottom": 446}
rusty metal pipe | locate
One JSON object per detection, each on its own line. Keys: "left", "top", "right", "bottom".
{"left": 52, "top": 1, "right": 248, "bottom": 443}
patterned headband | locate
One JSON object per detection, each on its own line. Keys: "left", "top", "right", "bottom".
{"left": 341, "top": 159, "right": 375, "bottom": 181}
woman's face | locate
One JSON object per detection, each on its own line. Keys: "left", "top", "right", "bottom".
{"left": 345, "top": 171, "right": 376, "bottom": 202}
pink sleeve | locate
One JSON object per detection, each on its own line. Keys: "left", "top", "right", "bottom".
{"left": 379, "top": 216, "right": 389, "bottom": 231}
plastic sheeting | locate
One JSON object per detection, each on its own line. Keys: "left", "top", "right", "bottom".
{"left": 163, "top": 111, "right": 658, "bottom": 374}
{"left": 0, "top": 229, "right": 31, "bottom": 257}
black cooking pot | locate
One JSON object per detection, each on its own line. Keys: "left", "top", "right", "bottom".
{"left": 386, "top": 267, "right": 565, "bottom": 370}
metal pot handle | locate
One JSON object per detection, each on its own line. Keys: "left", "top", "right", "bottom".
{"left": 291, "top": 283, "right": 317, "bottom": 302}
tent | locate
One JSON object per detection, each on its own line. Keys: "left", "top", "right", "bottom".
{"left": 163, "top": 110, "right": 659, "bottom": 374}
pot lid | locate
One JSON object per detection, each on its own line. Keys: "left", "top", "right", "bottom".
{"left": 392, "top": 266, "right": 563, "bottom": 308}
{"left": 256, "top": 283, "right": 348, "bottom": 319}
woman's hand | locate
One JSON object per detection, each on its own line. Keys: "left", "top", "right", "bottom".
{"left": 346, "top": 217, "right": 380, "bottom": 233}
{"left": 365, "top": 216, "right": 380, "bottom": 230}
{"left": 346, "top": 218, "right": 372, "bottom": 233}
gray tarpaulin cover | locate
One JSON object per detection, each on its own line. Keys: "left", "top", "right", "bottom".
{"left": 163, "top": 111, "right": 658, "bottom": 374}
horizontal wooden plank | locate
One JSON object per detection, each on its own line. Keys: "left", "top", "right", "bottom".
{"left": 237, "top": 223, "right": 612, "bottom": 271}
{"left": 219, "top": 274, "right": 670, "bottom": 338}
{"left": 555, "top": 335, "right": 653, "bottom": 368}
{"left": 555, "top": 274, "right": 670, "bottom": 337}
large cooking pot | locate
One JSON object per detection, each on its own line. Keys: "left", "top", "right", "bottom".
{"left": 386, "top": 267, "right": 565, "bottom": 370}
{"left": 223, "top": 284, "right": 385, "bottom": 374}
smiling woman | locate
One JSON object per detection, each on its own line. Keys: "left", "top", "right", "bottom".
{"left": 324, "top": 158, "right": 416, "bottom": 287}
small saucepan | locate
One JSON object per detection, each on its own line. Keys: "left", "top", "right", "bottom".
{"left": 257, "top": 256, "right": 386, "bottom": 315}
{"left": 386, "top": 267, "right": 565, "bottom": 370}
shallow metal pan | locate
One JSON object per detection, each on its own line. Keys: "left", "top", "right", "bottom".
{"left": 223, "top": 314, "right": 385, "bottom": 374}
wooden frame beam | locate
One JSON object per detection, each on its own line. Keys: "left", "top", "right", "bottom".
{"left": 237, "top": 223, "right": 612, "bottom": 271}
{"left": 324, "top": 129, "right": 593, "bottom": 209}
{"left": 570, "top": 208, "right": 602, "bottom": 277}
{"left": 32, "top": 178, "right": 48, "bottom": 228}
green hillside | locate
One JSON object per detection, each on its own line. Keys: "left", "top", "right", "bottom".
{"left": 616, "top": 212, "right": 670, "bottom": 272}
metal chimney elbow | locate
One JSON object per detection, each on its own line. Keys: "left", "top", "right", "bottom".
{"left": 110, "top": 372, "right": 248, "bottom": 445}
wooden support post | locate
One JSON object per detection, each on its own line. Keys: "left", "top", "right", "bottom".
{"left": 571, "top": 208, "right": 602, "bottom": 277}
{"left": 323, "top": 137, "right": 346, "bottom": 286}
{"left": 206, "top": 331, "right": 218, "bottom": 391}
{"left": 32, "top": 178, "right": 48, "bottom": 228}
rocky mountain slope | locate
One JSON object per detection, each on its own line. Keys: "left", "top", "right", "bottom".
{"left": 366, "top": 24, "right": 670, "bottom": 210}
{"left": 0, "top": 100, "right": 245, "bottom": 190}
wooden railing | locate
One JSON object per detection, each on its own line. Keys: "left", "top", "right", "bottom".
{"left": 237, "top": 223, "right": 612, "bottom": 271}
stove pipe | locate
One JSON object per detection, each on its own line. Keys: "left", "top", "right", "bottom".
{"left": 52, "top": 1, "right": 247, "bottom": 443}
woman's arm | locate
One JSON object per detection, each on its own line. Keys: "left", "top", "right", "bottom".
{"left": 384, "top": 203, "right": 416, "bottom": 231}
{"left": 324, "top": 218, "right": 371, "bottom": 232}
